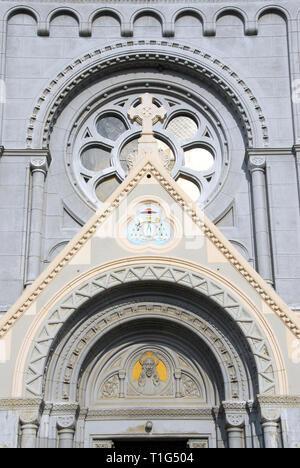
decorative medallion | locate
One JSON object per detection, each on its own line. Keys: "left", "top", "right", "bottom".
{"left": 127, "top": 205, "right": 172, "bottom": 246}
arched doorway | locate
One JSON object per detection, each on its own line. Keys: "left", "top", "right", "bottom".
{"left": 40, "top": 281, "right": 261, "bottom": 448}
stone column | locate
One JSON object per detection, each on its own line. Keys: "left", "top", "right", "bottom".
{"left": 20, "top": 423, "right": 39, "bottom": 448}
{"left": 26, "top": 156, "right": 49, "bottom": 285}
{"left": 119, "top": 370, "right": 126, "bottom": 398}
{"left": 174, "top": 369, "right": 182, "bottom": 398}
{"left": 57, "top": 416, "right": 76, "bottom": 449}
{"left": 248, "top": 154, "right": 273, "bottom": 284}
{"left": 19, "top": 400, "right": 43, "bottom": 448}
{"left": 223, "top": 402, "right": 246, "bottom": 449}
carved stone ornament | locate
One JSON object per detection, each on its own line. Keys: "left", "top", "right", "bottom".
{"left": 181, "top": 374, "right": 201, "bottom": 398}
{"left": 30, "top": 156, "right": 49, "bottom": 174}
{"left": 225, "top": 413, "right": 245, "bottom": 428}
{"left": 57, "top": 415, "right": 76, "bottom": 430}
{"left": 19, "top": 409, "right": 40, "bottom": 426}
{"left": 93, "top": 440, "right": 115, "bottom": 449}
{"left": 223, "top": 401, "right": 246, "bottom": 428}
{"left": 260, "top": 408, "right": 281, "bottom": 423}
{"left": 187, "top": 439, "right": 208, "bottom": 449}
{"left": 101, "top": 374, "right": 120, "bottom": 399}
{"left": 248, "top": 155, "right": 266, "bottom": 171}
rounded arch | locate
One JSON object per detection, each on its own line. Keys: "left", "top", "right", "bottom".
{"left": 255, "top": 5, "right": 290, "bottom": 24}
{"left": 46, "top": 7, "right": 82, "bottom": 26}
{"left": 26, "top": 41, "right": 269, "bottom": 149}
{"left": 130, "top": 8, "right": 166, "bottom": 29}
{"left": 88, "top": 8, "right": 123, "bottom": 27}
{"left": 214, "top": 6, "right": 249, "bottom": 25}
{"left": 13, "top": 261, "right": 287, "bottom": 399}
{"left": 171, "top": 7, "right": 205, "bottom": 27}
{"left": 5, "top": 5, "right": 40, "bottom": 24}
{"left": 41, "top": 283, "right": 258, "bottom": 404}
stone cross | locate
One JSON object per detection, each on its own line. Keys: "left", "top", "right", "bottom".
{"left": 128, "top": 93, "right": 167, "bottom": 136}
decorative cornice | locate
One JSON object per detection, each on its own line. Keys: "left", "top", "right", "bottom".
{"left": 2, "top": 149, "right": 52, "bottom": 165}
{"left": 0, "top": 155, "right": 299, "bottom": 343}
{"left": 86, "top": 406, "right": 214, "bottom": 419}
{"left": 256, "top": 395, "right": 300, "bottom": 408}
{"left": 0, "top": 398, "right": 43, "bottom": 409}
{"left": 247, "top": 147, "right": 294, "bottom": 158}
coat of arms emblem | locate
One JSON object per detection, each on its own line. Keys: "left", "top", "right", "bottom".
{"left": 127, "top": 205, "right": 171, "bottom": 246}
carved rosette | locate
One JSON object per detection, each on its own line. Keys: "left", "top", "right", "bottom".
{"left": 57, "top": 415, "right": 76, "bottom": 430}
{"left": 223, "top": 401, "right": 246, "bottom": 428}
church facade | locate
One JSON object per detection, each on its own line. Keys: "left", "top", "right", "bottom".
{"left": 0, "top": 0, "right": 300, "bottom": 448}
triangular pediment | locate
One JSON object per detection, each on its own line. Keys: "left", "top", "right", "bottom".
{"left": 0, "top": 153, "right": 299, "bottom": 341}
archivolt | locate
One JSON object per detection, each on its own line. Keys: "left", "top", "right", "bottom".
{"left": 18, "top": 263, "right": 282, "bottom": 399}
{"left": 26, "top": 41, "right": 269, "bottom": 149}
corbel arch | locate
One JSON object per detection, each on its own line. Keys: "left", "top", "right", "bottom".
{"left": 5, "top": 5, "right": 40, "bottom": 24}
{"left": 171, "top": 7, "right": 205, "bottom": 32}
{"left": 255, "top": 5, "right": 290, "bottom": 24}
{"left": 89, "top": 8, "right": 123, "bottom": 29}
{"left": 214, "top": 6, "right": 249, "bottom": 27}
{"left": 46, "top": 6, "right": 82, "bottom": 27}
{"left": 130, "top": 8, "right": 166, "bottom": 31}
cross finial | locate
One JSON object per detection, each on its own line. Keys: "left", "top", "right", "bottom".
{"left": 128, "top": 93, "right": 167, "bottom": 136}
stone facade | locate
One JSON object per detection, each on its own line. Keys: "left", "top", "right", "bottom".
{"left": 0, "top": 0, "right": 300, "bottom": 448}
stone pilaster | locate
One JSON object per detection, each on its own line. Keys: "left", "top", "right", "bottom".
{"left": 223, "top": 401, "right": 246, "bottom": 449}
{"left": 247, "top": 153, "right": 273, "bottom": 284}
{"left": 26, "top": 154, "right": 50, "bottom": 285}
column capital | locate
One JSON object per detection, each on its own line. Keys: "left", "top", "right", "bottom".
{"left": 247, "top": 155, "right": 266, "bottom": 172}
{"left": 256, "top": 395, "right": 282, "bottom": 423}
{"left": 57, "top": 415, "right": 76, "bottom": 431}
{"left": 222, "top": 401, "right": 247, "bottom": 427}
{"left": 19, "top": 398, "right": 44, "bottom": 426}
{"left": 30, "top": 156, "right": 49, "bottom": 175}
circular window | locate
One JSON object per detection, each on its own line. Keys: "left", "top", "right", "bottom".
{"left": 71, "top": 92, "right": 224, "bottom": 207}
{"left": 96, "top": 114, "right": 127, "bottom": 140}
{"left": 184, "top": 147, "right": 214, "bottom": 172}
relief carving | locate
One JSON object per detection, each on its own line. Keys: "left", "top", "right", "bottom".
{"left": 101, "top": 374, "right": 120, "bottom": 399}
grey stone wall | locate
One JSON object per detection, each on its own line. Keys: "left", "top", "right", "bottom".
{"left": 0, "top": 0, "right": 300, "bottom": 311}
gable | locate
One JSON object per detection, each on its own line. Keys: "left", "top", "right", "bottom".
{"left": 0, "top": 154, "right": 299, "bottom": 342}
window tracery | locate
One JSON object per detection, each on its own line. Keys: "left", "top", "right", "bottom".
{"left": 70, "top": 92, "right": 224, "bottom": 207}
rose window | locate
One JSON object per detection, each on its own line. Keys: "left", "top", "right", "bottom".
{"left": 70, "top": 93, "right": 224, "bottom": 207}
